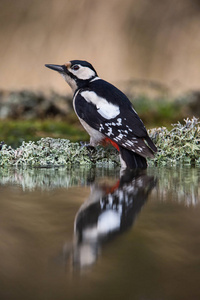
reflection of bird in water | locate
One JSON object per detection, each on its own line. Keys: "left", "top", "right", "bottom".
{"left": 63, "top": 169, "right": 157, "bottom": 269}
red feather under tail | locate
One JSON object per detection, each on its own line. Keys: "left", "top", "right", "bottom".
{"left": 101, "top": 137, "right": 120, "bottom": 151}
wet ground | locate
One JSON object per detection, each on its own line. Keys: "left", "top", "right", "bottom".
{"left": 0, "top": 166, "right": 199, "bottom": 300}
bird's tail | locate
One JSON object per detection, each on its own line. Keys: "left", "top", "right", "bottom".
{"left": 119, "top": 146, "right": 147, "bottom": 169}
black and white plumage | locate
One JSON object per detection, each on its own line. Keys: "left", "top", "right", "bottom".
{"left": 45, "top": 60, "right": 157, "bottom": 169}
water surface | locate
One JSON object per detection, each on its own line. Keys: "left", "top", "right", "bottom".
{"left": 0, "top": 166, "right": 200, "bottom": 300}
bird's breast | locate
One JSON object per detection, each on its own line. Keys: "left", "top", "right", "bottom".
{"left": 78, "top": 118, "right": 105, "bottom": 146}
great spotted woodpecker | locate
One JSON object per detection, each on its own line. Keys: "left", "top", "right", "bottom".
{"left": 45, "top": 60, "right": 157, "bottom": 169}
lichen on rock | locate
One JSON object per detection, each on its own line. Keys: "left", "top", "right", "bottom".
{"left": 0, "top": 137, "right": 119, "bottom": 167}
{"left": 0, "top": 117, "right": 199, "bottom": 167}
{"left": 149, "top": 117, "right": 200, "bottom": 166}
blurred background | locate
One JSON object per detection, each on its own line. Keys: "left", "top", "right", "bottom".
{"left": 0, "top": 0, "right": 200, "bottom": 146}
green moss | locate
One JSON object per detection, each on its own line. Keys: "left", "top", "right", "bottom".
{"left": 0, "top": 119, "right": 88, "bottom": 147}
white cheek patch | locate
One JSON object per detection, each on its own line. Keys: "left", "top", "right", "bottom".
{"left": 71, "top": 65, "right": 96, "bottom": 80}
{"left": 61, "top": 73, "right": 77, "bottom": 92}
{"left": 81, "top": 91, "right": 120, "bottom": 119}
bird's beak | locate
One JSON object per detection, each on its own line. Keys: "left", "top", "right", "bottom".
{"left": 45, "top": 64, "right": 65, "bottom": 73}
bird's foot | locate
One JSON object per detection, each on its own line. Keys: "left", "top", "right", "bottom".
{"left": 80, "top": 141, "right": 96, "bottom": 152}
{"left": 80, "top": 142, "right": 97, "bottom": 162}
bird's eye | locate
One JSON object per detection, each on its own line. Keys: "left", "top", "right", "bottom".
{"left": 71, "top": 65, "right": 79, "bottom": 71}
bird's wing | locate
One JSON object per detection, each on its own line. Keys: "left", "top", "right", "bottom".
{"left": 74, "top": 88, "right": 157, "bottom": 158}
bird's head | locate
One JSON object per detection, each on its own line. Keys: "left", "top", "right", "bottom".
{"left": 45, "top": 60, "right": 98, "bottom": 92}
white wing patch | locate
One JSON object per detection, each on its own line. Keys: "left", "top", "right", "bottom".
{"left": 81, "top": 90, "right": 120, "bottom": 119}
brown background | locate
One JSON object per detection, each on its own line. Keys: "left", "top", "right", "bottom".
{"left": 1, "top": 0, "right": 200, "bottom": 95}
